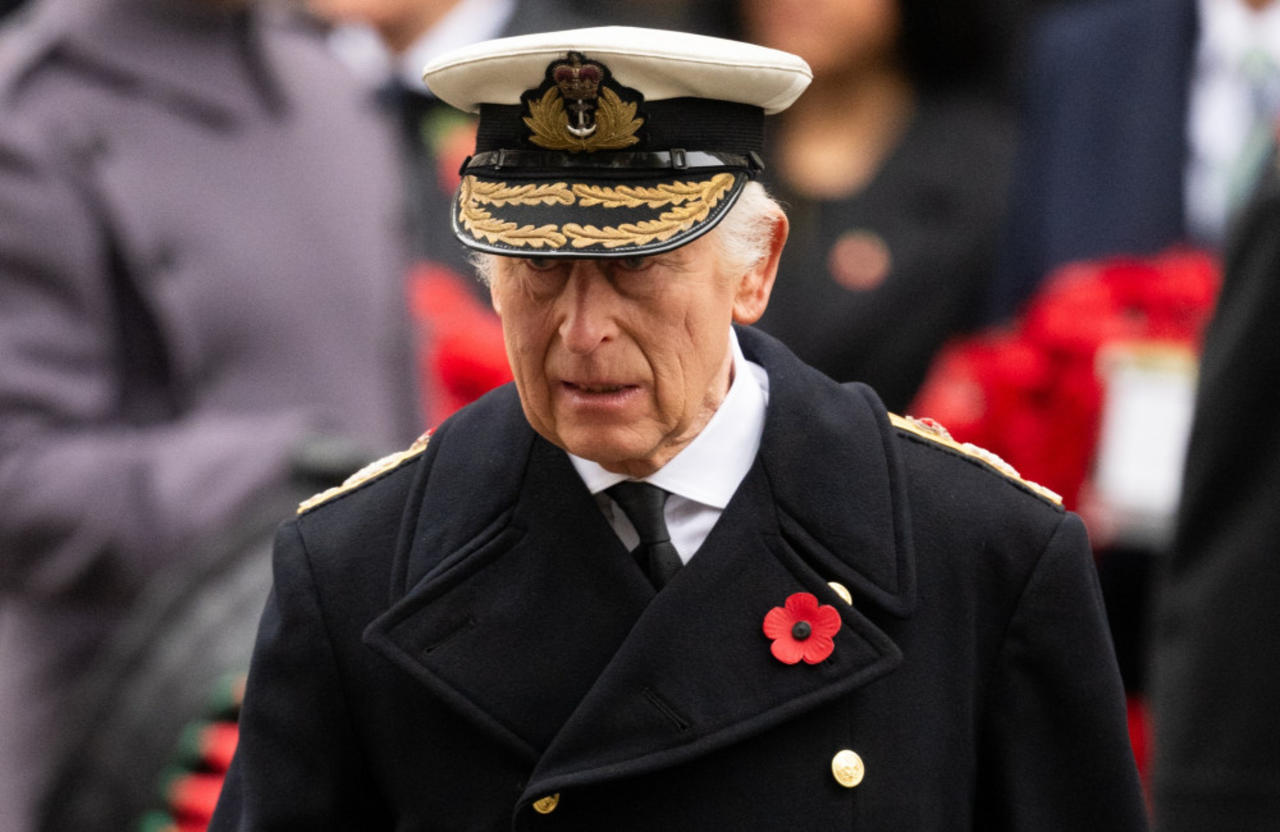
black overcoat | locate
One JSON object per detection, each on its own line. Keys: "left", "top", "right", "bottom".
{"left": 214, "top": 327, "right": 1147, "bottom": 831}
{"left": 1151, "top": 151, "right": 1280, "bottom": 829}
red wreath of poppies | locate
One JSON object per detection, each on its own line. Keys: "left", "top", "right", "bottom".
{"left": 762, "top": 592, "right": 841, "bottom": 665}
{"left": 910, "top": 247, "right": 1219, "bottom": 511}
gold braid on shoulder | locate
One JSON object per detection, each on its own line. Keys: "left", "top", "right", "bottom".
{"left": 889, "top": 413, "right": 1062, "bottom": 505}
{"left": 297, "top": 431, "right": 433, "bottom": 514}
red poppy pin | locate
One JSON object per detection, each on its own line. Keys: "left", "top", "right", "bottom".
{"left": 762, "top": 592, "right": 841, "bottom": 665}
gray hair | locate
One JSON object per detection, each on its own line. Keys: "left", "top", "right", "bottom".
{"left": 710, "top": 180, "right": 783, "bottom": 275}
{"left": 469, "top": 180, "right": 783, "bottom": 286}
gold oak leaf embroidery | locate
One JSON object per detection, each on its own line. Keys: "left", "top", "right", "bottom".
{"left": 563, "top": 173, "right": 735, "bottom": 248}
{"left": 467, "top": 180, "right": 575, "bottom": 207}
{"left": 457, "top": 174, "right": 735, "bottom": 250}
{"left": 524, "top": 86, "right": 643, "bottom": 152}
{"left": 573, "top": 180, "right": 717, "bottom": 208}
{"left": 458, "top": 176, "right": 569, "bottom": 248}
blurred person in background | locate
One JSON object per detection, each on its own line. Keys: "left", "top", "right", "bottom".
{"left": 307, "top": 0, "right": 592, "bottom": 284}
{"left": 991, "top": 0, "right": 1280, "bottom": 321}
{"left": 567, "top": 0, "right": 735, "bottom": 36}
{"left": 1151, "top": 141, "right": 1280, "bottom": 830}
{"left": 741, "top": 0, "right": 1018, "bottom": 411}
{"left": 303, "top": 0, "right": 593, "bottom": 425}
{"left": 0, "top": 0, "right": 422, "bottom": 828}
{"left": 981, "top": 0, "right": 1280, "bottom": 734}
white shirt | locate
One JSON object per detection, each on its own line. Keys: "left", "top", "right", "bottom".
{"left": 569, "top": 330, "right": 771, "bottom": 563}
{"left": 1185, "top": 0, "right": 1280, "bottom": 245}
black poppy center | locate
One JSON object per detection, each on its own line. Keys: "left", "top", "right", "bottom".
{"left": 791, "top": 621, "right": 812, "bottom": 640}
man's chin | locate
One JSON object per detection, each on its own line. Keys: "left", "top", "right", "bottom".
{"left": 557, "top": 432, "right": 662, "bottom": 477}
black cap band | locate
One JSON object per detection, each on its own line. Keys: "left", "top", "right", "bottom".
{"left": 463, "top": 149, "right": 764, "bottom": 177}
{"left": 475, "top": 98, "right": 765, "bottom": 155}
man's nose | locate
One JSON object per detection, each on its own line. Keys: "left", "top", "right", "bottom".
{"left": 558, "top": 263, "right": 618, "bottom": 354}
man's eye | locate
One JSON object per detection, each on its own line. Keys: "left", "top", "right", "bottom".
{"left": 617, "top": 255, "right": 649, "bottom": 271}
{"left": 525, "top": 257, "right": 556, "bottom": 271}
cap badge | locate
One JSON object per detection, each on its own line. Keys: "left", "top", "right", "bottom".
{"left": 522, "top": 52, "right": 644, "bottom": 152}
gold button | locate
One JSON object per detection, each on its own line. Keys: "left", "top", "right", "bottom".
{"left": 828, "top": 581, "right": 853, "bottom": 606}
{"left": 831, "top": 749, "right": 865, "bottom": 788}
{"left": 532, "top": 794, "right": 560, "bottom": 814}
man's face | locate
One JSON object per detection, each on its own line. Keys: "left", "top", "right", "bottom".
{"left": 490, "top": 228, "right": 777, "bottom": 477}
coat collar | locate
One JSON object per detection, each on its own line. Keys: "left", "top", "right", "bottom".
{"left": 745, "top": 325, "right": 916, "bottom": 617}
{"left": 363, "top": 326, "right": 915, "bottom": 807}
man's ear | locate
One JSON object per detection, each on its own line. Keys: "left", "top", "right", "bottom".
{"left": 731, "top": 209, "right": 788, "bottom": 325}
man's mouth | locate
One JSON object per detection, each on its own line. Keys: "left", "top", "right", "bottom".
{"left": 564, "top": 381, "right": 635, "bottom": 394}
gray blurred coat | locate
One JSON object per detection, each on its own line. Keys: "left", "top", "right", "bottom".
{"left": 0, "top": 0, "right": 422, "bottom": 827}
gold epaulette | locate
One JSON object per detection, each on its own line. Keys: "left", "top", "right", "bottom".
{"left": 888, "top": 413, "right": 1062, "bottom": 506}
{"left": 297, "top": 430, "right": 432, "bottom": 515}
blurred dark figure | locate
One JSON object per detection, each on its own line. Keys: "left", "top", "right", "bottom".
{"left": 990, "top": 0, "right": 1280, "bottom": 321}
{"left": 1151, "top": 143, "right": 1280, "bottom": 831}
{"left": 309, "top": 0, "right": 592, "bottom": 285}
{"left": 985, "top": 0, "right": 1280, "bottom": 704}
{"left": 305, "top": 0, "right": 592, "bottom": 424}
{"left": 0, "top": 0, "right": 422, "bottom": 828}
{"left": 575, "top": 0, "right": 735, "bottom": 35}
{"left": 744, "top": 0, "right": 1018, "bottom": 411}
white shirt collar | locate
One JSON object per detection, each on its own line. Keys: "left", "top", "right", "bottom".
{"left": 569, "top": 328, "right": 770, "bottom": 508}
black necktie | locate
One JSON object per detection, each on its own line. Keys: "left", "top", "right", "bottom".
{"left": 606, "top": 482, "right": 683, "bottom": 589}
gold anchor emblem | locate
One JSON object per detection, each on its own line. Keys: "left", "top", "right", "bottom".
{"left": 523, "top": 52, "right": 644, "bottom": 152}
{"left": 554, "top": 53, "right": 602, "bottom": 138}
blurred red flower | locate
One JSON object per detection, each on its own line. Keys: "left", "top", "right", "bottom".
{"left": 408, "top": 263, "right": 513, "bottom": 425}
{"left": 910, "top": 248, "right": 1219, "bottom": 510}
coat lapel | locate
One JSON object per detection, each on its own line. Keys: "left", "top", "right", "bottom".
{"left": 365, "top": 327, "right": 915, "bottom": 797}
{"left": 519, "top": 327, "right": 914, "bottom": 802}
{"left": 520, "top": 454, "right": 903, "bottom": 805}
{"left": 364, "top": 434, "right": 657, "bottom": 762}
{"left": 750, "top": 326, "right": 917, "bottom": 619}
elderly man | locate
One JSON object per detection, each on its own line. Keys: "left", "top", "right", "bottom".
{"left": 213, "top": 27, "right": 1147, "bottom": 831}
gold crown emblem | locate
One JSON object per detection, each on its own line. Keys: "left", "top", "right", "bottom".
{"left": 523, "top": 52, "right": 643, "bottom": 152}
{"left": 552, "top": 53, "right": 602, "bottom": 109}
